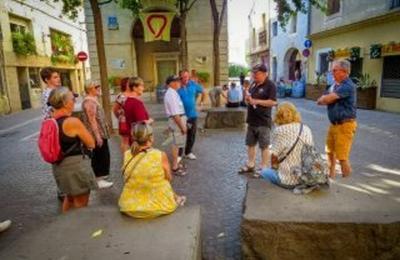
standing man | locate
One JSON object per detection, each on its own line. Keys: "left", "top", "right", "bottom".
{"left": 81, "top": 81, "right": 113, "bottom": 189}
{"left": 239, "top": 64, "right": 277, "bottom": 174}
{"left": 317, "top": 59, "right": 357, "bottom": 179}
{"left": 178, "top": 69, "right": 206, "bottom": 160}
{"left": 40, "top": 67, "right": 61, "bottom": 119}
{"left": 164, "top": 75, "right": 188, "bottom": 176}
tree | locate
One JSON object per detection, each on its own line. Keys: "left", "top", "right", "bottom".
{"left": 210, "top": 0, "right": 227, "bottom": 86}
{"left": 229, "top": 63, "right": 249, "bottom": 78}
{"left": 273, "top": 0, "right": 326, "bottom": 28}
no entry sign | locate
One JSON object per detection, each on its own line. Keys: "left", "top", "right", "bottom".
{"left": 77, "top": 51, "right": 88, "bottom": 62}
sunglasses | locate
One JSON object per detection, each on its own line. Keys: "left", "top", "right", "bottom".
{"left": 95, "top": 85, "right": 101, "bottom": 89}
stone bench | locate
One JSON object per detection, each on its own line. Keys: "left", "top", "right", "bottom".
{"left": 204, "top": 107, "right": 246, "bottom": 129}
{"left": 241, "top": 179, "right": 400, "bottom": 259}
{"left": 1, "top": 206, "right": 201, "bottom": 260}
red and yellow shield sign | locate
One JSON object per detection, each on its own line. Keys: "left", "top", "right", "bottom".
{"left": 139, "top": 12, "right": 176, "bottom": 42}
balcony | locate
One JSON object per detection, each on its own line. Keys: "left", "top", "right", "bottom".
{"left": 258, "top": 30, "right": 267, "bottom": 46}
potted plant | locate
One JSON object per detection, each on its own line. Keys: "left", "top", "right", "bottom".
{"left": 197, "top": 71, "right": 210, "bottom": 87}
{"left": 11, "top": 31, "right": 37, "bottom": 56}
{"left": 355, "top": 73, "right": 377, "bottom": 110}
{"left": 305, "top": 71, "right": 327, "bottom": 101}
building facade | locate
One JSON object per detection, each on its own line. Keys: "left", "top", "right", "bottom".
{"left": 308, "top": 0, "right": 400, "bottom": 112}
{"left": 0, "top": 0, "right": 89, "bottom": 115}
{"left": 269, "top": 0, "right": 309, "bottom": 83}
{"left": 247, "top": 0, "right": 270, "bottom": 69}
{"left": 84, "top": 0, "right": 228, "bottom": 91}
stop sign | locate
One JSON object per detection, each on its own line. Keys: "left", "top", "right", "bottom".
{"left": 77, "top": 51, "right": 88, "bottom": 61}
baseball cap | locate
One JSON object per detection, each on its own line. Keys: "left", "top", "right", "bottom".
{"left": 252, "top": 64, "right": 268, "bottom": 73}
{"left": 165, "top": 75, "right": 180, "bottom": 85}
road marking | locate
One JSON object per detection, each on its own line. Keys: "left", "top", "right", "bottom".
{"left": 20, "top": 131, "right": 39, "bottom": 142}
{"left": 0, "top": 117, "right": 41, "bottom": 135}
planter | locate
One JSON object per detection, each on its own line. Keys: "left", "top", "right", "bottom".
{"left": 357, "top": 87, "right": 377, "bottom": 110}
{"left": 305, "top": 83, "right": 326, "bottom": 101}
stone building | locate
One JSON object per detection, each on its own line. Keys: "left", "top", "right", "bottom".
{"left": 269, "top": 0, "right": 310, "bottom": 83}
{"left": 308, "top": 0, "right": 400, "bottom": 112}
{"left": 84, "top": 0, "right": 228, "bottom": 91}
{"left": 0, "top": 0, "right": 89, "bottom": 115}
{"left": 246, "top": 0, "right": 270, "bottom": 69}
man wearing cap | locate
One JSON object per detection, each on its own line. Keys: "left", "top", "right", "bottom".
{"left": 81, "top": 81, "right": 113, "bottom": 189}
{"left": 239, "top": 64, "right": 277, "bottom": 174}
{"left": 177, "top": 69, "right": 206, "bottom": 160}
{"left": 164, "top": 75, "right": 188, "bottom": 176}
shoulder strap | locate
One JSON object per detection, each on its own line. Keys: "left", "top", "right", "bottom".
{"left": 278, "top": 123, "right": 303, "bottom": 163}
{"left": 122, "top": 151, "right": 149, "bottom": 182}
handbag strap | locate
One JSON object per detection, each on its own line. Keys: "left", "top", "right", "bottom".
{"left": 122, "top": 151, "right": 149, "bottom": 182}
{"left": 278, "top": 123, "right": 303, "bottom": 163}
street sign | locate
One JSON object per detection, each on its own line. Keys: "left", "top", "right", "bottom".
{"left": 304, "top": 40, "right": 312, "bottom": 48}
{"left": 77, "top": 51, "right": 88, "bottom": 62}
{"left": 302, "top": 49, "right": 310, "bottom": 57}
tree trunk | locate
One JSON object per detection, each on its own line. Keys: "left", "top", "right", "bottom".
{"left": 179, "top": 13, "right": 189, "bottom": 70}
{"left": 89, "top": 0, "right": 112, "bottom": 128}
{"left": 210, "top": 0, "right": 227, "bottom": 87}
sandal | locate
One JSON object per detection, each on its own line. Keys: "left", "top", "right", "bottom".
{"left": 238, "top": 165, "right": 255, "bottom": 174}
{"left": 176, "top": 196, "right": 187, "bottom": 206}
{"left": 172, "top": 167, "right": 187, "bottom": 176}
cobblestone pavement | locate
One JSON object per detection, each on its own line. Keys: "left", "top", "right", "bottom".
{"left": 1, "top": 96, "right": 399, "bottom": 259}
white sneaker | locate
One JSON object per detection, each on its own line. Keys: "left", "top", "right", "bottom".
{"left": 0, "top": 220, "right": 11, "bottom": 233}
{"left": 185, "top": 153, "right": 197, "bottom": 160}
{"left": 97, "top": 179, "right": 113, "bottom": 189}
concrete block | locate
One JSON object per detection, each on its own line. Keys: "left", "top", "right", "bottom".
{"left": 204, "top": 107, "right": 246, "bottom": 129}
{"left": 241, "top": 179, "right": 400, "bottom": 259}
{"left": 0, "top": 206, "right": 201, "bottom": 260}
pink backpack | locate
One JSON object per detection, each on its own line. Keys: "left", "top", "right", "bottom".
{"left": 38, "top": 118, "right": 62, "bottom": 164}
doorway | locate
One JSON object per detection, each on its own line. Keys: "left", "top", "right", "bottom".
{"left": 156, "top": 60, "right": 177, "bottom": 86}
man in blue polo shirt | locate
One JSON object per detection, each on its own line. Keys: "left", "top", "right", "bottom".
{"left": 178, "top": 69, "right": 205, "bottom": 160}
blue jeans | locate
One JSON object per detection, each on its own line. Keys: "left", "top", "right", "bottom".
{"left": 260, "top": 168, "right": 281, "bottom": 185}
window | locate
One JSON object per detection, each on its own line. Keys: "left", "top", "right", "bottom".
{"left": 349, "top": 58, "right": 363, "bottom": 83}
{"left": 289, "top": 14, "right": 297, "bottom": 33}
{"left": 252, "top": 28, "right": 256, "bottom": 49}
{"left": 391, "top": 0, "right": 400, "bottom": 9}
{"left": 319, "top": 53, "right": 329, "bottom": 74}
{"left": 327, "top": 0, "right": 341, "bottom": 16}
{"left": 272, "top": 21, "right": 278, "bottom": 37}
{"left": 28, "top": 68, "right": 41, "bottom": 89}
{"left": 262, "top": 13, "right": 266, "bottom": 30}
{"left": 381, "top": 55, "right": 400, "bottom": 98}
{"left": 10, "top": 23, "right": 26, "bottom": 33}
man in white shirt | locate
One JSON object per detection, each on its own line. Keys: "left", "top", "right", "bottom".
{"left": 40, "top": 67, "right": 61, "bottom": 119}
{"left": 164, "top": 75, "right": 188, "bottom": 176}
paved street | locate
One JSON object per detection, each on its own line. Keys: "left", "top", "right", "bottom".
{"left": 0, "top": 96, "right": 400, "bottom": 259}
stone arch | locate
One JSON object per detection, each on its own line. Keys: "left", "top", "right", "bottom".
{"left": 284, "top": 48, "right": 301, "bottom": 81}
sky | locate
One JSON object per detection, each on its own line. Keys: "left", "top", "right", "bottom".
{"left": 228, "top": 0, "right": 253, "bottom": 66}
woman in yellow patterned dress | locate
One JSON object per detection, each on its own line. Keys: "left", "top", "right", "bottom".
{"left": 119, "top": 122, "right": 186, "bottom": 218}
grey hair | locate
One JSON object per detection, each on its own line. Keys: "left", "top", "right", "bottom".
{"left": 333, "top": 59, "right": 351, "bottom": 74}
{"left": 84, "top": 80, "right": 99, "bottom": 94}
{"left": 48, "top": 87, "right": 71, "bottom": 109}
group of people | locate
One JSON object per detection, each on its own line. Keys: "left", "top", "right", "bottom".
{"left": 37, "top": 67, "right": 206, "bottom": 218}
{"left": 238, "top": 60, "right": 357, "bottom": 191}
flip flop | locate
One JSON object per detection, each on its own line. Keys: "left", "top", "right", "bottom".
{"left": 172, "top": 167, "right": 187, "bottom": 176}
{"left": 176, "top": 196, "right": 187, "bottom": 206}
{"left": 238, "top": 165, "right": 255, "bottom": 174}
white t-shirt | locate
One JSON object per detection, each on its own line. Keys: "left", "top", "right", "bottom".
{"left": 270, "top": 123, "right": 314, "bottom": 186}
{"left": 41, "top": 88, "right": 53, "bottom": 119}
{"left": 164, "top": 87, "right": 185, "bottom": 117}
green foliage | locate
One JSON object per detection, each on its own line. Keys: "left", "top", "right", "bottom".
{"left": 196, "top": 71, "right": 210, "bottom": 83}
{"left": 50, "top": 31, "right": 76, "bottom": 64}
{"left": 229, "top": 63, "right": 249, "bottom": 78}
{"left": 41, "top": 0, "right": 82, "bottom": 20}
{"left": 119, "top": 0, "right": 143, "bottom": 16}
{"left": 11, "top": 32, "right": 37, "bottom": 56}
{"left": 273, "top": 0, "right": 326, "bottom": 28}
{"left": 354, "top": 73, "right": 377, "bottom": 90}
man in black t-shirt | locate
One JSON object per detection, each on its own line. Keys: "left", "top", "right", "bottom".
{"left": 239, "top": 64, "right": 277, "bottom": 174}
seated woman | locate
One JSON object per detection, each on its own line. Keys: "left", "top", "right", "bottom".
{"left": 48, "top": 87, "right": 97, "bottom": 213}
{"left": 258, "top": 102, "right": 314, "bottom": 189}
{"left": 119, "top": 122, "right": 186, "bottom": 219}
